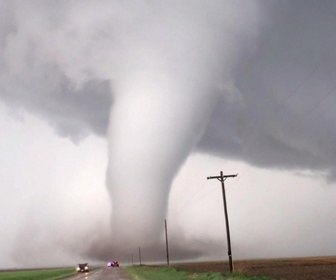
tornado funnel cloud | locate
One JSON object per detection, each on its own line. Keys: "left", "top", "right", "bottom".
{"left": 105, "top": 1, "right": 263, "bottom": 252}
{"left": 107, "top": 74, "right": 216, "bottom": 248}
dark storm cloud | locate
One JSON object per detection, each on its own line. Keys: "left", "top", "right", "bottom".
{"left": 2, "top": 75, "right": 111, "bottom": 141}
{"left": 1, "top": 1, "right": 336, "bottom": 175}
{"left": 0, "top": 1, "right": 112, "bottom": 142}
{"left": 198, "top": 1, "right": 336, "bottom": 178}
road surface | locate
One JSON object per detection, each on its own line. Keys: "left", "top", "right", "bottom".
{"left": 65, "top": 267, "right": 132, "bottom": 280}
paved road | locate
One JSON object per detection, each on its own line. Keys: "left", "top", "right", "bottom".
{"left": 65, "top": 267, "right": 132, "bottom": 280}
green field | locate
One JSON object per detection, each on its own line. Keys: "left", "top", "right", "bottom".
{"left": 124, "top": 266, "right": 274, "bottom": 280}
{"left": 0, "top": 267, "right": 77, "bottom": 280}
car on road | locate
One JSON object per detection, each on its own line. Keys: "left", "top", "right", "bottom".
{"left": 107, "top": 260, "right": 119, "bottom": 267}
{"left": 77, "top": 263, "right": 89, "bottom": 273}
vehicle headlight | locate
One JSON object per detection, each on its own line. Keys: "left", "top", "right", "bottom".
{"left": 76, "top": 267, "right": 80, "bottom": 271}
{"left": 85, "top": 266, "right": 88, "bottom": 270}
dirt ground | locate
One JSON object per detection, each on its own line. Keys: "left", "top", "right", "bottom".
{"left": 172, "top": 256, "right": 336, "bottom": 280}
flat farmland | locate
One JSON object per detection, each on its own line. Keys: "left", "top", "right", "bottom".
{"left": 172, "top": 256, "right": 336, "bottom": 280}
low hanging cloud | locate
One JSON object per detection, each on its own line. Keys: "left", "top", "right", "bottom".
{"left": 198, "top": 1, "right": 336, "bottom": 179}
{"left": 1, "top": 1, "right": 336, "bottom": 176}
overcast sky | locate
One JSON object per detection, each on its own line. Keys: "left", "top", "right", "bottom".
{"left": 1, "top": 0, "right": 336, "bottom": 268}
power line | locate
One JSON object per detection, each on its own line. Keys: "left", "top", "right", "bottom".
{"left": 169, "top": 179, "right": 209, "bottom": 217}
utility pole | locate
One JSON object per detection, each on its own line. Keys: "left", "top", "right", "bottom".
{"left": 139, "top": 247, "right": 142, "bottom": 265}
{"left": 207, "top": 171, "right": 237, "bottom": 273}
{"left": 164, "top": 219, "right": 170, "bottom": 266}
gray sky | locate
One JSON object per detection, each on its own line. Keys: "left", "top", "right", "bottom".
{"left": 0, "top": 0, "right": 336, "bottom": 268}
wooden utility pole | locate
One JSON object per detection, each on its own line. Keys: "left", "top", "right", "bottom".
{"left": 164, "top": 219, "right": 170, "bottom": 266}
{"left": 207, "top": 171, "right": 237, "bottom": 273}
{"left": 139, "top": 247, "right": 142, "bottom": 265}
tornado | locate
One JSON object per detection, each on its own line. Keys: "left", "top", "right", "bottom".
{"left": 105, "top": 1, "right": 264, "bottom": 250}
{"left": 107, "top": 70, "right": 217, "bottom": 247}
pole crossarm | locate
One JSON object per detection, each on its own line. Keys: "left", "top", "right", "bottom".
{"left": 207, "top": 174, "right": 237, "bottom": 182}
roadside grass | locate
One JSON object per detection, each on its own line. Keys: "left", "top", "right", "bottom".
{"left": 0, "top": 267, "right": 77, "bottom": 280}
{"left": 124, "top": 266, "right": 274, "bottom": 280}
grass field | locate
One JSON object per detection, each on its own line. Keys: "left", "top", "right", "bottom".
{"left": 2, "top": 256, "right": 335, "bottom": 280}
{"left": 0, "top": 267, "right": 77, "bottom": 280}
{"left": 124, "top": 265, "right": 274, "bottom": 280}
{"left": 171, "top": 256, "right": 336, "bottom": 280}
